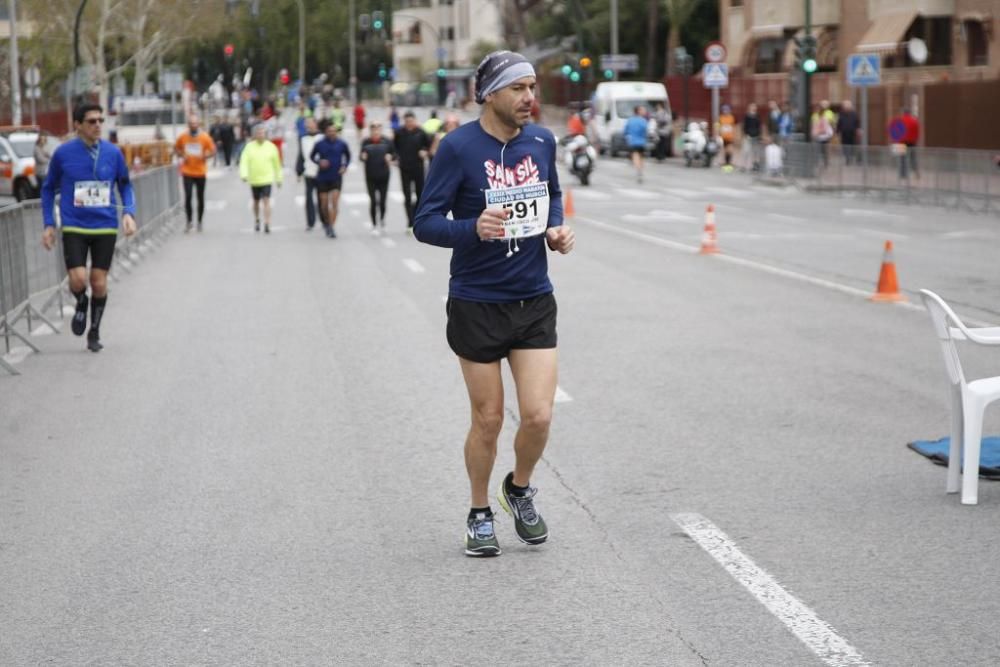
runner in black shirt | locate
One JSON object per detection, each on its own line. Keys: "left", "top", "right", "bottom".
{"left": 392, "top": 111, "right": 430, "bottom": 233}
{"left": 360, "top": 122, "right": 395, "bottom": 235}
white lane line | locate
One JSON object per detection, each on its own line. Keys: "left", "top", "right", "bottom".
{"left": 662, "top": 188, "right": 702, "bottom": 199}
{"left": 704, "top": 186, "right": 754, "bottom": 199}
{"left": 350, "top": 209, "right": 361, "bottom": 217}
{"left": 857, "top": 228, "right": 909, "bottom": 239}
{"left": 380, "top": 237, "right": 397, "bottom": 248}
{"left": 294, "top": 195, "right": 305, "bottom": 208}
{"left": 570, "top": 189, "right": 612, "bottom": 201}
{"left": 389, "top": 191, "right": 404, "bottom": 203}
{"left": 205, "top": 200, "right": 228, "bottom": 211}
{"left": 554, "top": 385, "right": 573, "bottom": 403}
{"left": 672, "top": 513, "right": 871, "bottom": 667}
{"left": 341, "top": 193, "right": 369, "bottom": 205}
{"left": 767, "top": 213, "right": 801, "bottom": 223}
{"left": 622, "top": 211, "right": 698, "bottom": 223}
{"left": 842, "top": 208, "right": 906, "bottom": 219}
{"left": 616, "top": 188, "right": 660, "bottom": 200}
{"left": 402, "top": 258, "right": 426, "bottom": 274}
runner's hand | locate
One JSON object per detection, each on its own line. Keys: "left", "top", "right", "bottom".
{"left": 546, "top": 225, "right": 574, "bottom": 254}
{"left": 122, "top": 214, "right": 137, "bottom": 237}
{"left": 42, "top": 227, "right": 55, "bottom": 250}
{"left": 476, "top": 207, "right": 508, "bottom": 241}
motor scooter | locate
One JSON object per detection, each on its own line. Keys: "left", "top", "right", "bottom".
{"left": 682, "top": 121, "right": 719, "bottom": 168}
{"left": 563, "top": 134, "right": 597, "bottom": 186}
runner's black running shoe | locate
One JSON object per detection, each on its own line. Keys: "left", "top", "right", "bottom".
{"left": 71, "top": 294, "right": 89, "bottom": 336}
{"left": 86, "top": 329, "right": 103, "bottom": 352}
{"left": 498, "top": 472, "right": 548, "bottom": 545}
{"left": 465, "top": 512, "right": 501, "bottom": 557}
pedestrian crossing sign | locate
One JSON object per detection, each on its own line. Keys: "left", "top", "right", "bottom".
{"left": 702, "top": 63, "right": 729, "bottom": 89}
{"left": 847, "top": 54, "right": 881, "bottom": 86}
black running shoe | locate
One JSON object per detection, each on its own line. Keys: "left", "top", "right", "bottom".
{"left": 264, "top": 224, "right": 271, "bottom": 234}
{"left": 71, "top": 294, "right": 89, "bottom": 336}
{"left": 498, "top": 472, "right": 548, "bottom": 545}
{"left": 254, "top": 220, "right": 261, "bottom": 232}
{"left": 86, "top": 329, "right": 103, "bottom": 352}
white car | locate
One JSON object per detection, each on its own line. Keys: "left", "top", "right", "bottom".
{"left": 0, "top": 127, "right": 60, "bottom": 201}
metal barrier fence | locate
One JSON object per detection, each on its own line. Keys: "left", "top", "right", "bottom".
{"left": 758, "top": 142, "right": 1000, "bottom": 215}
{"left": 0, "top": 166, "right": 181, "bottom": 375}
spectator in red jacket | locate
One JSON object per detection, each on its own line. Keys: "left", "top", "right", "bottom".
{"left": 888, "top": 107, "right": 920, "bottom": 179}
{"left": 354, "top": 103, "right": 366, "bottom": 132}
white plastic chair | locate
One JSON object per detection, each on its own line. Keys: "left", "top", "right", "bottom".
{"left": 919, "top": 289, "right": 1000, "bottom": 505}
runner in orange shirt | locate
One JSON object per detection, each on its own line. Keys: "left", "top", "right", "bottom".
{"left": 175, "top": 113, "right": 217, "bottom": 232}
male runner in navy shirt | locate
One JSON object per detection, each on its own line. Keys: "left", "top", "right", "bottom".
{"left": 415, "top": 51, "right": 575, "bottom": 557}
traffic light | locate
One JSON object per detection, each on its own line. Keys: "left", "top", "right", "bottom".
{"left": 279, "top": 69, "right": 290, "bottom": 85}
{"left": 437, "top": 68, "right": 446, "bottom": 78}
{"left": 359, "top": 13, "right": 370, "bottom": 29}
{"left": 795, "top": 35, "right": 818, "bottom": 74}
{"left": 561, "top": 64, "right": 572, "bottom": 76}
{"left": 224, "top": 43, "right": 235, "bottom": 58}
{"left": 372, "top": 10, "right": 384, "bottom": 31}
{"left": 603, "top": 68, "right": 614, "bottom": 80}
{"left": 579, "top": 56, "right": 592, "bottom": 69}
{"left": 378, "top": 62, "right": 387, "bottom": 80}
{"left": 569, "top": 71, "right": 581, "bottom": 83}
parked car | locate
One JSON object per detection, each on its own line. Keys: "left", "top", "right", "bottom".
{"left": 0, "top": 126, "right": 60, "bottom": 201}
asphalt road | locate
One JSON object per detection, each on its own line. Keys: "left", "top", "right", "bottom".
{"left": 3, "top": 112, "right": 1000, "bottom": 666}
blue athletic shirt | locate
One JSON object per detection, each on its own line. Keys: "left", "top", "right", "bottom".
{"left": 624, "top": 115, "right": 648, "bottom": 148}
{"left": 413, "top": 121, "right": 563, "bottom": 303}
{"left": 310, "top": 137, "right": 351, "bottom": 183}
{"left": 41, "top": 138, "right": 136, "bottom": 233}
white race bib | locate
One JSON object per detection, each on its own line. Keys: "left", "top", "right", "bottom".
{"left": 184, "top": 142, "right": 204, "bottom": 158}
{"left": 74, "top": 180, "right": 111, "bottom": 208}
{"left": 484, "top": 181, "right": 550, "bottom": 239}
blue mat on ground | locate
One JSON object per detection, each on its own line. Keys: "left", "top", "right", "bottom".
{"left": 908, "top": 436, "right": 1000, "bottom": 480}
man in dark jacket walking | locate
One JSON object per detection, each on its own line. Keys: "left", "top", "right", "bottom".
{"left": 393, "top": 111, "right": 431, "bottom": 232}
{"left": 836, "top": 100, "right": 861, "bottom": 165}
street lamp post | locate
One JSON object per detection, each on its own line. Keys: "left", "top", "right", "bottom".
{"left": 349, "top": 0, "right": 357, "bottom": 103}
{"left": 7, "top": 0, "right": 22, "bottom": 124}
{"left": 295, "top": 0, "right": 305, "bottom": 89}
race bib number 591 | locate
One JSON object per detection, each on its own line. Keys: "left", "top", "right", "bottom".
{"left": 484, "top": 181, "right": 550, "bottom": 239}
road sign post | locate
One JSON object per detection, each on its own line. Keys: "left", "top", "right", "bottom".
{"left": 24, "top": 66, "right": 40, "bottom": 126}
{"left": 847, "top": 53, "right": 881, "bottom": 191}
{"left": 599, "top": 54, "right": 639, "bottom": 73}
{"left": 702, "top": 63, "right": 729, "bottom": 140}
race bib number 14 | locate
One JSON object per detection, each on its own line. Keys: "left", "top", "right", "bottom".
{"left": 73, "top": 180, "right": 111, "bottom": 208}
{"left": 484, "top": 181, "right": 549, "bottom": 239}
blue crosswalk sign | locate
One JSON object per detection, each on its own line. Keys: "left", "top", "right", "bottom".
{"left": 847, "top": 54, "right": 880, "bottom": 86}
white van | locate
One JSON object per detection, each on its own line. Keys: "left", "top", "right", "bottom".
{"left": 591, "top": 81, "right": 671, "bottom": 157}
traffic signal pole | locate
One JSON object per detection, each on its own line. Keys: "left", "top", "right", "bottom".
{"left": 803, "top": 0, "right": 811, "bottom": 142}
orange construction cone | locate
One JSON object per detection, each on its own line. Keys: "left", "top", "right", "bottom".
{"left": 699, "top": 204, "right": 719, "bottom": 254}
{"left": 870, "top": 240, "right": 906, "bottom": 302}
{"left": 564, "top": 189, "right": 575, "bottom": 219}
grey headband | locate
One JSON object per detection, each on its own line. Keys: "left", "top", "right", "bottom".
{"left": 475, "top": 51, "right": 536, "bottom": 104}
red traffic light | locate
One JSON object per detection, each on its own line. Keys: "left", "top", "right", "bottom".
{"left": 223, "top": 44, "right": 235, "bottom": 57}
{"left": 280, "top": 71, "right": 290, "bottom": 85}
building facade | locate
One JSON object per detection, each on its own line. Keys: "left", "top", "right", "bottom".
{"left": 391, "top": 0, "right": 502, "bottom": 82}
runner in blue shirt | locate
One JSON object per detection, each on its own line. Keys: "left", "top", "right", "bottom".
{"left": 41, "top": 103, "right": 137, "bottom": 352}
{"left": 623, "top": 105, "right": 650, "bottom": 183}
{"left": 310, "top": 120, "right": 351, "bottom": 238}
{"left": 414, "top": 50, "right": 575, "bottom": 558}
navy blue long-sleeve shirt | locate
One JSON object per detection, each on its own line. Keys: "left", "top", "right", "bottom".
{"left": 310, "top": 137, "right": 351, "bottom": 183}
{"left": 413, "top": 121, "right": 563, "bottom": 303}
{"left": 41, "top": 138, "right": 135, "bottom": 233}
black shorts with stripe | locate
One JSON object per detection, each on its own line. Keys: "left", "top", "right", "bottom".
{"left": 446, "top": 293, "right": 557, "bottom": 364}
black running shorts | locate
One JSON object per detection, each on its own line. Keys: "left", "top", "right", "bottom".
{"left": 316, "top": 180, "right": 342, "bottom": 193}
{"left": 251, "top": 185, "right": 272, "bottom": 200}
{"left": 446, "top": 293, "right": 557, "bottom": 364}
{"left": 62, "top": 232, "right": 117, "bottom": 271}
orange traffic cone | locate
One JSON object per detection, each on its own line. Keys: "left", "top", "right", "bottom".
{"left": 564, "top": 189, "right": 575, "bottom": 219}
{"left": 870, "top": 240, "right": 906, "bottom": 302}
{"left": 699, "top": 204, "right": 719, "bottom": 254}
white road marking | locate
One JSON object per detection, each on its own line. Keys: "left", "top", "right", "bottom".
{"left": 579, "top": 213, "right": 994, "bottom": 325}
{"left": 616, "top": 188, "right": 660, "bottom": 200}
{"left": 1, "top": 346, "right": 33, "bottom": 365}
{"left": 622, "top": 211, "right": 698, "bottom": 224}
{"left": 31, "top": 324, "right": 57, "bottom": 336}
{"left": 857, "top": 228, "right": 909, "bottom": 239}
{"left": 662, "top": 188, "right": 702, "bottom": 199}
{"left": 205, "top": 200, "right": 228, "bottom": 211}
{"left": 672, "top": 513, "right": 871, "bottom": 667}
{"left": 389, "top": 191, "right": 404, "bottom": 203}
{"left": 380, "top": 237, "right": 397, "bottom": 248}
{"left": 939, "top": 229, "right": 993, "bottom": 239}
{"left": 294, "top": 195, "right": 305, "bottom": 208}
{"left": 554, "top": 386, "right": 573, "bottom": 403}
{"left": 402, "top": 258, "right": 426, "bottom": 274}
{"left": 570, "top": 189, "right": 612, "bottom": 200}
{"left": 767, "top": 213, "right": 801, "bottom": 223}
{"left": 341, "top": 193, "right": 369, "bottom": 205}
{"left": 842, "top": 208, "right": 905, "bottom": 219}
{"left": 350, "top": 209, "right": 361, "bottom": 217}
{"left": 703, "top": 186, "right": 755, "bottom": 199}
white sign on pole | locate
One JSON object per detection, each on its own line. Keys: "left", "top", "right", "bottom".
{"left": 702, "top": 63, "right": 729, "bottom": 88}
{"left": 846, "top": 53, "right": 881, "bottom": 87}
{"left": 24, "top": 66, "right": 40, "bottom": 86}
{"left": 159, "top": 69, "right": 184, "bottom": 94}
{"left": 599, "top": 54, "right": 640, "bottom": 72}
{"left": 26, "top": 87, "right": 41, "bottom": 99}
